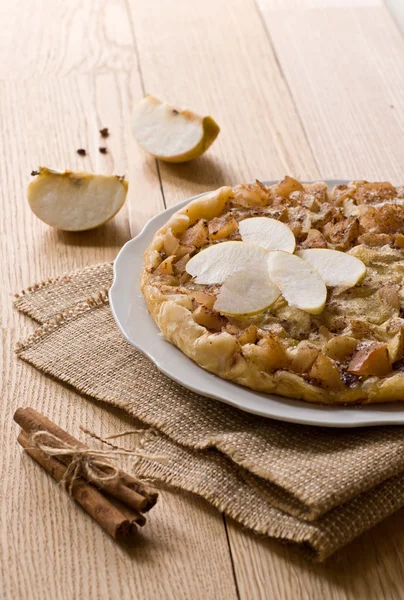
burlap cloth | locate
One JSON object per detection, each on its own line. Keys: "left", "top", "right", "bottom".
{"left": 14, "top": 263, "right": 404, "bottom": 561}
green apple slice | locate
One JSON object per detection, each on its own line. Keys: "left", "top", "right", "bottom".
{"left": 214, "top": 268, "right": 280, "bottom": 316}
{"left": 239, "top": 217, "right": 295, "bottom": 253}
{"left": 132, "top": 95, "right": 220, "bottom": 163}
{"left": 267, "top": 250, "right": 327, "bottom": 314}
{"left": 28, "top": 167, "right": 128, "bottom": 231}
{"left": 296, "top": 248, "right": 366, "bottom": 287}
{"left": 186, "top": 241, "right": 269, "bottom": 284}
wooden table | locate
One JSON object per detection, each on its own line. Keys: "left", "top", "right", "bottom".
{"left": 2, "top": 1, "right": 404, "bottom": 598}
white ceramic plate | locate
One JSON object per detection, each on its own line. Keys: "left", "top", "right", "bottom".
{"left": 110, "top": 181, "right": 404, "bottom": 427}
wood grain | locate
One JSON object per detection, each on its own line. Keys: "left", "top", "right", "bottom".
{"left": 227, "top": 512, "right": 404, "bottom": 600}
{"left": 0, "top": 2, "right": 238, "bottom": 599}
{"left": 2, "top": 0, "right": 404, "bottom": 598}
{"left": 257, "top": 0, "right": 404, "bottom": 181}
{"left": 127, "top": 0, "right": 320, "bottom": 209}
{"left": 0, "top": 0, "right": 135, "bottom": 77}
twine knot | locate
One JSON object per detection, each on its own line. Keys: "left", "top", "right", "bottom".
{"left": 29, "top": 430, "right": 166, "bottom": 494}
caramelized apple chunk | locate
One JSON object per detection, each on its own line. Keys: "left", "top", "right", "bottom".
{"left": 324, "top": 336, "right": 357, "bottom": 362}
{"left": 155, "top": 255, "right": 176, "bottom": 275}
{"left": 273, "top": 176, "right": 304, "bottom": 198}
{"left": 304, "top": 182, "right": 329, "bottom": 203}
{"left": 208, "top": 216, "right": 238, "bottom": 241}
{"left": 357, "top": 233, "right": 392, "bottom": 247}
{"left": 193, "top": 305, "right": 225, "bottom": 331}
{"left": 394, "top": 233, "right": 404, "bottom": 249}
{"left": 155, "top": 274, "right": 178, "bottom": 286}
{"left": 359, "top": 204, "right": 404, "bottom": 235}
{"left": 190, "top": 290, "right": 217, "bottom": 310}
{"left": 300, "top": 229, "right": 327, "bottom": 249}
{"left": 323, "top": 216, "right": 359, "bottom": 250}
{"left": 332, "top": 184, "right": 356, "bottom": 206}
{"left": 347, "top": 343, "right": 391, "bottom": 377}
{"left": 232, "top": 181, "right": 270, "bottom": 207}
{"left": 309, "top": 354, "right": 344, "bottom": 390}
{"left": 288, "top": 343, "right": 319, "bottom": 374}
{"left": 354, "top": 181, "right": 397, "bottom": 204}
{"left": 237, "top": 325, "right": 258, "bottom": 346}
{"left": 175, "top": 244, "right": 195, "bottom": 259}
{"left": 225, "top": 323, "right": 258, "bottom": 345}
{"left": 387, "top": 328, "right": 404, "bottom": 363}
{"left": 242, "top": 334, "right": 288, "bottom": 372}
{"left": 290, "top": 191, "right": 320, "bottom": 212}
{"left": 180, "top": 219, "right": 208, "bottom": 247}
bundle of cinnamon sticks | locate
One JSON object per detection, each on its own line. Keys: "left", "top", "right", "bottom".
{"left": 14, "top": 407, "right": 158, "bottom": 541}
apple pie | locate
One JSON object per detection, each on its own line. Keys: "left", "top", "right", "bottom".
{"left": 141, "top": 178, "right": 404, "bottom": 404}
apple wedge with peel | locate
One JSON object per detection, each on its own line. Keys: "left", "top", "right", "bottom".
{"left": 132, "top": 96, "right": 220, "bottom": 163}
{"left": 186, "top": 241, "right": 269, "bottom": 284}
{"left": 239, "top": 217, "right": 296, "bottom": 253}
{"left": 296, "top": 248, "right": 366, "bottom": 287}
{"left": 267, "top": 251, "right": 327, "bottom": 314}
{"left": 214, "top": 268, "right": 280, "bottom": 316}
{"left": 28, "top": 167, "right": 128, "bottom": 231}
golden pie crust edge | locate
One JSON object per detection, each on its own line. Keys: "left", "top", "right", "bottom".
{"left": 140, "top": 185, "right": 404, "bottom": 405}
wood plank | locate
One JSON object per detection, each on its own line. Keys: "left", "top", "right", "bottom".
{"left": 227, "top": 511, "right": 404, "bottom": 600}
{"left": 0, "top": 1, "right": 238, "bottom": 598}
{"left": 0, "top": 0, "right": 135, "bottom": 77}
{"left": 257, "top": 1, "right": 404, "bottom": 181}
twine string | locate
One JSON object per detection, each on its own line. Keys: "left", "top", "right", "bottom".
{"left": 81, "top": 426, "right": 158, "bottom": 451}
{"left": 29, "top": 430, "right": 166, "bottom": 494}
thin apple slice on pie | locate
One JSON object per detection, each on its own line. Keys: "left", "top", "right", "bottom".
{"left": 186, "top": 241, "right": 269, "bottom": 284}
{"left": 296, "top": 248, "right": 366, "bottom": 287}
{"left": 267, "top": 251, "right": 327, "bottom": 314}
{"left": 214, "top": 268, "right": 280, "bottom": 316}
{"left": 239, "top": 217, "right": 296, "bottom": 253}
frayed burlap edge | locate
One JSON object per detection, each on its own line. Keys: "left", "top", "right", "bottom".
{"left": 14, "top": 262, "right": 113, "bottom": 323}
{"left": 133, "top": 430, "right": 404, "bottom": 562}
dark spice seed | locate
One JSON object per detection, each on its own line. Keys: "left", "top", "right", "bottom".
{"left": 172, "top": 109, "right": 179, "bottom": 114}
{"left": 31, "top": 170, "right": 39, "bottom": 176}
{"left": 77, "top": 148, "right": 86, "bottom": 156}
{"left": 99, "top": 147, "right": 107, "bottom": 154}
{"left": 100, "top": 127, "right": 109, "bottom": 137}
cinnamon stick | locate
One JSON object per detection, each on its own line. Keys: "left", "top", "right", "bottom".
{"left": 14, "top": 407, "right": 157, "bottom": 512}
{"left": 108, "top": 497, "right": 147, "bottom": 528}
{"left": 18, "top": 431, "right": 135, "bottom": 540}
